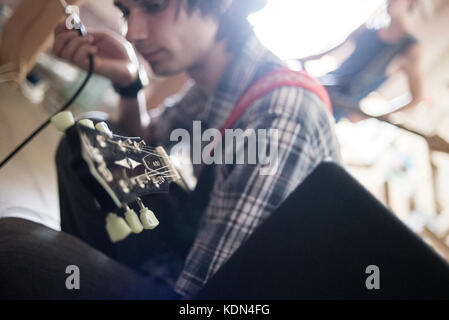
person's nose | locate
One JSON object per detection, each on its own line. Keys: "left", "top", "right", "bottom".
{"left": 125, "top": 10, "right": 148, "bottom": 44}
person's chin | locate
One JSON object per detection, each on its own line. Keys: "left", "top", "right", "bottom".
{"left": 150, "top": 61, "right": 183, "bottom": 77}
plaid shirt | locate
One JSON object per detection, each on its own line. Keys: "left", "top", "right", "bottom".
{"left": 146, "top": 32, "right": 341, "bottom": 298}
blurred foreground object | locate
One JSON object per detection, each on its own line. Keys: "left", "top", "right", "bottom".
{"left": 0, "top": 0, "right": 84, "bottom": 85}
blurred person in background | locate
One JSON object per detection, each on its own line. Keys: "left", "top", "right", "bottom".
{"left": 300, "top": 0, "right": 423, "bottom": 122}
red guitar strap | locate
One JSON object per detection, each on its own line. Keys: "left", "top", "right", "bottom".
{"left": 219, "top": 68, "right": 332, "bottom": 138}
{"left": 207, "top": 68, "right": 332, "bottom": 157}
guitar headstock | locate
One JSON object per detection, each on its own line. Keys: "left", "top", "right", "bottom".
{"left": 51, "top": 111, "right": 181, "bottom": 242}
{"left": 75, "top": 121, "right": 180, "bottom": 207}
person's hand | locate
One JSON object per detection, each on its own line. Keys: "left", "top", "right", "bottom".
{"left": 375, "top": 114, "right": 391, "bottom": 123}
{"left": 347, "top": 111, "right": 369, "bottom": 123}
{"left": 52, "top": 21, "right": 142, "bottom": 87}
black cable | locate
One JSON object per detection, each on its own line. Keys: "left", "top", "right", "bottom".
{"left": 0, "top": 54, "right": 94, "bottom": 169}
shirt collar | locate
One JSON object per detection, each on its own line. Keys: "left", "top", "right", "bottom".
{"left": 200, "top": 32, "right": 272, "bottom": 130}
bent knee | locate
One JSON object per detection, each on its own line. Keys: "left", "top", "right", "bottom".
{"left": 0, "top": 218, "right": 69, "bottom": 298}
{"left": 0, "top": 218, "right": 56, "bottom": 249}
{"left": 0, "top": 217, "right": 42, "bottom": 235}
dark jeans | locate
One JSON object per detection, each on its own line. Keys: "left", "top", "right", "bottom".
{"left": 0, "top": 134, "right": 182, "bottom": 299}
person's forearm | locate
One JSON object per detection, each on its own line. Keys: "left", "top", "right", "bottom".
{"left": 116, "top": 88, "right": 151, "bottom": 140}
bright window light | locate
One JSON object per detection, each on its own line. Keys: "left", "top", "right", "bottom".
{"left": 248, "top": 0, "right": 385, "bottom": 60}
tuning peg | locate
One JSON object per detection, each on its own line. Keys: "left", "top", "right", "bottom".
{"left": 124, "top": 206, "right": 143, "bottom": 234}
{"left": 78, "top": 119, "right": 95, "bottom": 130}
{"left": 51, "top": 111, "right": 75, "bottom": 132}
{"left": 105, "top": 213, "right": 132, "bottom": 242}
{"left": 140, "top": 208, "right": 159, "bottom": 230}
{"left": 95, "top": 121, "right": 113, "bottom": 136}
{"left": 136, "top": 198, "right": 159, "bottom": 230}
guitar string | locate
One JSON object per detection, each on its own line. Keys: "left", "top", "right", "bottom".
{"left": 90, "top": 136, "right": 181, "bottom": 184}
{"left": 101, "top": 136, "right": 158, "bottom": 154}
{"left": 92, "top": 140, "right": 176, "bottom": 177}
{"left": 81, "top": 136, "right": 176, "bottom": 182}
{"left": 130, "top": 169, "right": 179, "bottom": 181}
{"left": 130, "top": 168, "right": 174, "bottom": 180}
{"left": 130, "top": 173, "right": 179, "bottom": 182}
{"left": 104, "top": 138, "right": 162, "bottom": 157}
{"left": 129, "top": 174, "right": 175, "bottom": 183}
{"left": 128, "top": 163, "right": 177, "bottom": 180}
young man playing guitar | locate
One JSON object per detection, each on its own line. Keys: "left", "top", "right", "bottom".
{"left": 0, "top": 0, "right": 339, "bottom": 299}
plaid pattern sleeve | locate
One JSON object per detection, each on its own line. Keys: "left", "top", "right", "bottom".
{"left": 174, "top": 86, "right": 341, "bottom": 298}
{"left": 147, "top": 82, "right": 208, "bottom": 148}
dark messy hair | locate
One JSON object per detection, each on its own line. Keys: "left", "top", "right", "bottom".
{"left": 185, "top": 0, "right": 267, "bottom": 50}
